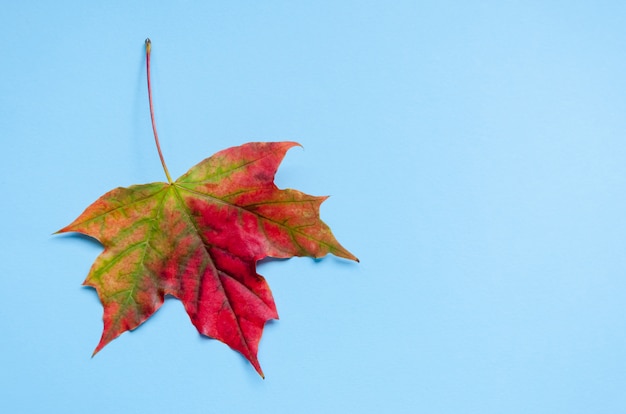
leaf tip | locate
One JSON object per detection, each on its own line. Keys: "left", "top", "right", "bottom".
{"left": 345, "top": 252, "right": 360, "bottom": 263}
{"left": 252, "top": 363, "right": 266, "bottom": 379}
{"left": 54, "top": 225, "right": 71, "bottom": 235}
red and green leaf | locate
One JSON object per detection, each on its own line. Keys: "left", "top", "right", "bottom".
{"left": 59, "top": 142, "right": 357, "bottom": 377}
{"left": 58, "top": 39, "right": 356, "bottom": 378}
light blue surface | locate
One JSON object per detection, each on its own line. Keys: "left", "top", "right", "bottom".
{"left": 2, "top": 1, "right": 626, "bottom": 412}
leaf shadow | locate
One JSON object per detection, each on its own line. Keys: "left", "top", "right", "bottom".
{"left": 257, "top": 256, "right": 289, "bottom": 266}
{"left": 259, "top": 255, "right": 359, "bottom": 269}
{"left": 54, "top": 232, "right": 103, "bottom": 249}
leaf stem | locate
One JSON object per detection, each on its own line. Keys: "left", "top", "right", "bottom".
{"left": 145, "top": 38, "right": 173, "bottom": 184}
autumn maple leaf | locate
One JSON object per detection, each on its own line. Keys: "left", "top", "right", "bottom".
{"left": 57, "top": 39, "right": 357, "bottom": 378}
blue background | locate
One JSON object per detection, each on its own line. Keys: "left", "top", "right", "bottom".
{"left": 2, "top": 1, "right": 626, "bottom": 413}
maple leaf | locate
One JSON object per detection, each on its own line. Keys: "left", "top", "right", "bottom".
{"left": 57, "top": 39, "right": 357, "bottom": 378}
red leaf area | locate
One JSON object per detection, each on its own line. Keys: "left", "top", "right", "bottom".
{"left": 58, "top": 142, "right": 357, "bottom": 377}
